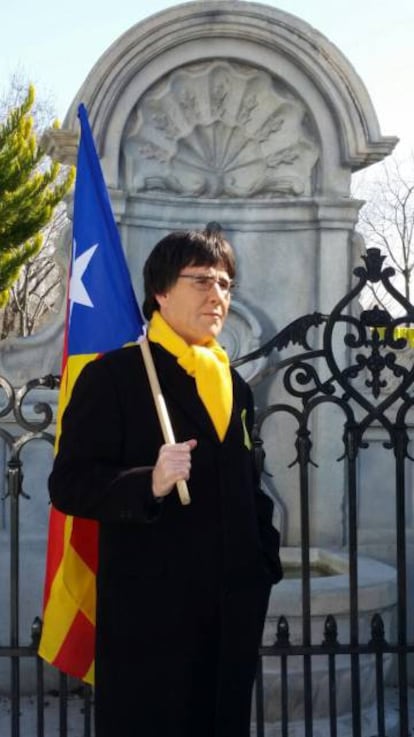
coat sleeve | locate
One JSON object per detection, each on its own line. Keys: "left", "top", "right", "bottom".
{"left": 245, "top": 382, "right": 284, "bottom": 584}
{"left": 49, "top": 357, "right": 162, "bottom": 524}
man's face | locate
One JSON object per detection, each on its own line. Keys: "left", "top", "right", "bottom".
{"left": 155, "top": 263, "right": 233, "bottom": 345}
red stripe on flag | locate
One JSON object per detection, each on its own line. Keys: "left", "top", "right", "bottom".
{"left": 53, "top": 610, "right": 95, "bottom": 680}
{"left": 70, "top": 518, "right": 99, "bottom": 573}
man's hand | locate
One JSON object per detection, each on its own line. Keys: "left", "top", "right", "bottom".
{"left": 152, "top": 439, "right": 198, "bottom": 499}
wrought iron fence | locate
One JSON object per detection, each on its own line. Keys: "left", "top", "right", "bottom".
{"left": 241, "top": 248, "right": 414, "bottom": 737}
{"left": 1, "top": 248, "right": 414, "bottom": 736}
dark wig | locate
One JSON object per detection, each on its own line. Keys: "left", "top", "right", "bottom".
{"left": 142, "top": 227, "right": 236, "bottom": 319}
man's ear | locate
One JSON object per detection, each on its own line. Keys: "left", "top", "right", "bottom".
{"left": 154, "top": 293, "right": 167, "bottom": 309}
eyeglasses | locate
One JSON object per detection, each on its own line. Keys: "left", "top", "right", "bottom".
{"left": 178, "top": 274, "right": 235, "bottom": 297}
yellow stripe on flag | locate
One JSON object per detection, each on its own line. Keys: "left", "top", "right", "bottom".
{"left": 55, "top": 354, "right": 99, "bottom": 446}
{"left": 84, "top": 662, "right": 95, "bottom": 684}
{"left": 62, "top": 536, "right": 97, "bottom": 625}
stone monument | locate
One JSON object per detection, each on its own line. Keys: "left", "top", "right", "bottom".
{"left": 52, "top": 0, "right": 396, "bottom": 544}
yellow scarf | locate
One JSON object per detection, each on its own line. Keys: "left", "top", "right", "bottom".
{"left": 148, "top": 311, "right": 233, "bottom": 441}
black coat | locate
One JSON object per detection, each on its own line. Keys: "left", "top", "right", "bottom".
{"left": 49, "top": 342, "right": 282, "bottom": 737}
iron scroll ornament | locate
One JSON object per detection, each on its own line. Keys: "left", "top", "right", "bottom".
{"left": 234, "top": 248, "right": 414, "bottom": 462}
{"left": 0, "top": 374, "right": 59, "bottom": 500}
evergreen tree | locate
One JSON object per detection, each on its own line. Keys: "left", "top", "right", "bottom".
{"left": 0, "top": 84, "right": 74, "bottom": 307}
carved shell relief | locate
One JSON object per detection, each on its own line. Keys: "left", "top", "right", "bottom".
{"left": 121, "top": 61, "right": 320, "bottom": 198}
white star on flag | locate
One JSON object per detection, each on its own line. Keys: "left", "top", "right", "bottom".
{"left": 69, "top": 241, "right": 99, "bottom": 312}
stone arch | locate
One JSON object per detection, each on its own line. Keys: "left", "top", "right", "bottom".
{"left": 64, "top": 0, "right": 396, "bottom": 196}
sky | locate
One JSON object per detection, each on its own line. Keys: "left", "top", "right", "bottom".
{"left": 2, "top": 0, "right": 414, "bottom": 161}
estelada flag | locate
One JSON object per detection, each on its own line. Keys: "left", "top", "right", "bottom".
{"left": 38, "top": 104, "right": 145, "bottom": 683}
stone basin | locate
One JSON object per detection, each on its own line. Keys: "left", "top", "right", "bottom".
{"left": 260, "top": 547, "right": 397, "bottom": 729}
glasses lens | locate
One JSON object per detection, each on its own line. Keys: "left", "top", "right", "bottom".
{"left": 217, "top": 278, "right": 232, "bottom": 293}
{"left": 179, "top": 274, "right": 233, "bottom": 294}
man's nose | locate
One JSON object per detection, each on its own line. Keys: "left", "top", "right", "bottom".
{"left": 208, "top": 282, "right": 224, "bottom": 300}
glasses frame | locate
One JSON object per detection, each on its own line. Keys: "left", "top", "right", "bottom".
{"left": 177, "top": 273, "right": 235, "bottom": 297}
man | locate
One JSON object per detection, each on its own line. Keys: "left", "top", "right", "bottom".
{"left": 49, "top": 228, "right": 282, "bottom": 737}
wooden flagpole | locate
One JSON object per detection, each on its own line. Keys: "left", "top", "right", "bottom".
{"left": 139, "top": 338, "right": 191, "bottom": 505}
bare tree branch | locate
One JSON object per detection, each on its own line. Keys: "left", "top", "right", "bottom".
{"left": 353, "top": 148, "right": 414, "bottom": 311}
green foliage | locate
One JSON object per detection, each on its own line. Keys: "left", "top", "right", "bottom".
{"left": 0, "top": 84, "right": 75, "bottom": 307}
